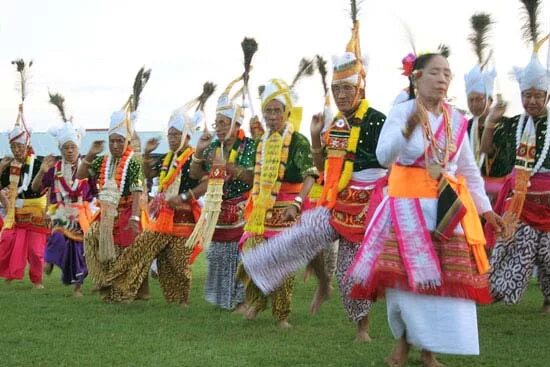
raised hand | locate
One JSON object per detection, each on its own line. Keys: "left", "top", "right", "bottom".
{"left": 144, "top": 137, "right": 160, "bottom": 155}
{"left": 250, "top": 116, "right": 265, "bottom": 140}
{"left": 310, "top": 113, "right": 325, "bottom": 139}
{"left": 0, "top": 157, "right": 13, "bottom": 172}
{"left": 40, "top": 155, "right": 57, "bottom": 173}
{"left": 486, "top": 94, "right": 507, "bottom": 125}
{"left": 88, "top": 140, "right": 105, "bottom": 156}
{"left": 196, "top": 129, "right": 213, "bottom": 158}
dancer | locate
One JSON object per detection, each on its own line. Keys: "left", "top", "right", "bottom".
{"left": 237, "top": 77, "right": 319, "bottom": 329}
{"left": 242, "top": 0, "right": 387, "bottom": 340}
{"left": 0, "top": 60, "right": 48, "bottom": 289}
{"left": 464, "top": 13, "right": 511, "bottom": 201}
{"left": 77, "top": 68, "right": 148, "bottom": 293}
{"left": 102, "top": 83, "right": 214, "bottom": 305}
{"left": 192, "top": 73, "right": 258, "bottom": 311}
{"left": 485, "top": 0, "right": 550, "bottom": 313}
{"left": 31, "top": 93, "right": 92, "bottom": 296}
{"left": 346, "top": 46, "right": 505, "bottom": 366}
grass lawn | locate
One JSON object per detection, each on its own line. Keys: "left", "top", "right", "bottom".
{"left": 1, "top": 256, "right": 548, "bottom": 367}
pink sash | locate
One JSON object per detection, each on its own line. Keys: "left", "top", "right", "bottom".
{"left": 348, "top": 105, "right": 468, "bottom": 290}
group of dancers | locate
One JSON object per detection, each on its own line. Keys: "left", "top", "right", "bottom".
{"left": 1, "top": 1, "right": 549, "bottom": 366}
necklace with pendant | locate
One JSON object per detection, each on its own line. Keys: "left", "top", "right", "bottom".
{"left": 421, "top": 102, "right": 451, "bottom": 180}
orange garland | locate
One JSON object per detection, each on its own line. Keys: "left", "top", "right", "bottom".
{"left": 158, "top": 147, "right": 194, "bottom": 193}
{"left": 98, "top": 145, "right": 133, "bottom": 190}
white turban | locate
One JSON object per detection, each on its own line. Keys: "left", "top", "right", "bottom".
{"left": 464, "top": 65, "right": 496, "bottom": 96}
{"left": 109, "top": 110, "right": 135, "bottom": 139}
{"left": 260, "top": 79, "right": 297, "bottom": 111}
{"left": 8, "top": 124, "right": 30, "bottom": 145}
{"left": 216, "top": 93, "right": 244, "bottom": 125}
{"left": 168, "top": 108, "right": 201, "bottom": 138}
{"left": 331, "top": 52, "right": 366, "bottom": 89}
{"left": 513, "top": 53, "right": 550, "bottom": 92}
{"left": 49, "top": 122, "right": 84, "bottom": 147}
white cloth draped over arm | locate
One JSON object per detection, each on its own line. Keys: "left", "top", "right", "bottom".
{"left": 375, "top": 103, "right": 409, "bottom": 167}
{"left": 455, "top": 132, "right": 493, "bottom": 215}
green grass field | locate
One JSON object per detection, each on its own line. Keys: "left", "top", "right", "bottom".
{"left": 1, "top": 257, "right": 548, "bottom": 367}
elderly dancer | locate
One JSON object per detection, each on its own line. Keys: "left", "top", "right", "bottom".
{"left": 242, "top": 1, "right": 386, "bottom": 340}
{"left": 0, "top": 60, "right": 48, "bottom": 288}
{"left": 237, "top": 78, "right": 318, "bottom": 329}
{"left": 484, "top": 0, "right": 550, "bottom": 313}
{"left": 346, "top": 46, "right": 505, "bottom": 366}
{"left": 191, "top": 77, "right": 257, "bottom": 312}
{"left": 31, "top": 93, "right": 92, "bottom": 297}
{"left": 102, "top": 84, "right": 214, "bottom": 305}
{"left": 464, "top": 13, "right": 512, "bottom": 203}
{"left": 77, "top": 69, "right": 148, "bottom": 293}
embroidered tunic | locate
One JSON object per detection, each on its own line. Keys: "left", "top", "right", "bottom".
{"left": 491, "top": 115, "right": 550, "bottom": 177}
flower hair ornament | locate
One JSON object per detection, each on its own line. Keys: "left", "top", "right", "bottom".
{"left": 401, "top": 53, "right": 416, "bottom": 77}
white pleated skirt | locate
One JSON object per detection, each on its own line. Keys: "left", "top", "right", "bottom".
{"left": 386, "top": 288, "right": 479, "bottom": 355}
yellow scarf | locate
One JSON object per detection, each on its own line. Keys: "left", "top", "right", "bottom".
{"left": 245, "top": 123, "right": 293, "bottom": 235}
{"left": 318, "top": 99, "right": 368, "bottom": 208}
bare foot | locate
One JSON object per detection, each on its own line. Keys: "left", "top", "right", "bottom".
{"left": 232, "top": 303, "right": 248, "bottom": 315}
{"left": 135, "top": 278, "right": 150, "bottom": 300}
{"left": 44, "top": 263, "right": 53, "bottom": 275}
{"left": 384, "top": 337, "right": 409, "bottom": 367}
{"left": 135, "top": 293, "right": 151, "bottom": 301}
{"left": 543, "top": 301, "right": 550, "bottom": 314}
{"left": 74, "top": 284, "right": 83, "bottom": 298}
{"left": 90, "top": 284, "right": 101, "bottom": 293}
{"left": 355, "top": 317, "right": 372, "bottom": 343}
{"left": 33, "top": 283, "right": 44, "bottom": 289}
{"left": 277, "top": 319, "right": 292, "bottom": 329}
{"left": 309, "top": 284, "right": 331, "bottom": 315}
{"left": 244, "top": 306, "right": 258, "bottom": 321}
{"left": 180, "top": 301, "right": 189, "bottom": 309}
{"left": 355, "top": 330, "right": 372, "bottom": 343}
{"left": 421, "top": 350, "right": 446, "bottom": 367}
{"left": 303, "top": 266, "right": 312, "bottom": 283}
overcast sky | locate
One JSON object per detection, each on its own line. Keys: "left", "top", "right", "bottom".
{"left": 1, "top": 0, "right": 549, "bottom": 138}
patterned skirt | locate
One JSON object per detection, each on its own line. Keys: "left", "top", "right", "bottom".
{"left": 204, "top": 240, "right": 245, "bottom": 310}
{"left": 351, "top": 230, "right": 493, "bottom": 304}
{"left": 490, "top": 223, "right": 550, "bottom": 304}
{"left": 102, "top": 230, "right": 195, "bottom": 303}
{"left": 84, "top": 222, "right": 123, "bottom": 288}
{"left": 335, "top": 239, "right": 372, "bottom": 322}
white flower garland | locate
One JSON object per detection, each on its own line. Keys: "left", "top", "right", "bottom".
{"left": 515, "top": 105, "right": 550, "bottom": 175}
{"left": 16, "top": 154, "right": 35, "bottom": 195}
{"left": 119, "top": 151, "right": 134, "bottom": 193}
{"left": 102, "top": 150, "right": 134, "bottom": 194}
{"left": 56, "top": 159, "right": 81, "bottom": 204}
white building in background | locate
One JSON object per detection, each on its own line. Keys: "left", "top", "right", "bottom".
{"left": 0, "top": 129, "right": 202, "bottom": 157}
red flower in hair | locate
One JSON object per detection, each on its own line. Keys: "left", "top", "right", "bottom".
{"left": 401, "top": 53, "right": 416, "bottom": 77}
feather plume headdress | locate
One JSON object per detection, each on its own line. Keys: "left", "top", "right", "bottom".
{"left": 464, "top": 13, "right": 497, "bottom": 97}
{"left": 48, "top": 92, "right": 85, "bottom": 147}
{"left": 217, "top": 37, "right": 259, "bottom": 140}
{"left": 332, "top": 0, "right": 366, "bottom": 88}
{"left": 512, "top": 0, "right": 550, "bottom": 92}
{"left": 9, "top": 59, "right": 33, "bottom": 146}
{"left": 169, "top": 82, "right": 216, "bottom": 143}
{"left": 109, "top": 66, "right": 151, "bottom": 139}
